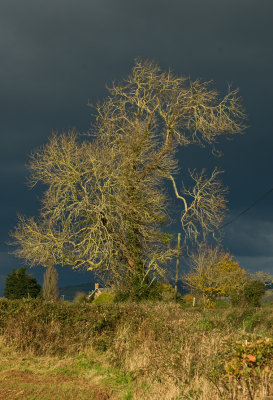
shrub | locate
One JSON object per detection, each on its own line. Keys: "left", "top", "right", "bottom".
{"left": 93, "top": 292, "right": 114, "bottom": 304}
{"left": 229, "top": 289, "right": 244, "bottom": 306}
{"left": 244, "top": 279, "right": 266, "bottom": 307}
{"left": 158, "top": 283, "right": 177, "bottom": 301}
{"left": 73, "top": 291, "right": 88, "bottom": 304}
{"left": 183, "top": 293, "right": 195, "bottom": 305}
{"left": 114, "top": 279, "right": 162, "bottom": 302}
{"left": 114, "top": 281, "right": 181, "bottom": 303}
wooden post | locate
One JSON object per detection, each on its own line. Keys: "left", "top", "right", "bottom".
{"left": 174, "top": 233, "right": 181, "bottom": 301}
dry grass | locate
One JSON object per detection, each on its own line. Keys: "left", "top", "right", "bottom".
{"left": 0, "top": 299, "right": 272, "bottom": 399}
{"left": 0, "top": 338, "right": 131, "bottom": 400}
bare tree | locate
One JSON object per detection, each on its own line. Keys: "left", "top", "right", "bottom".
{"left": 42, "top": 265, "right": 59, "bottom": 301}
{"left": 11, "top": 60, "right": 246, "bottom": 291}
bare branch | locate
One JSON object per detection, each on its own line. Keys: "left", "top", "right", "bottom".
{"left": 10, "top": 60, "right": 246, "bottom": 290}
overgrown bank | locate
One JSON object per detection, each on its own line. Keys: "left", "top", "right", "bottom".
{"left": 0, "top": 299, "right": 272, "bottom": 399}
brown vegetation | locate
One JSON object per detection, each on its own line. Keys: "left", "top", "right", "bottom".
{"left": 0, "top": 299, "right": 272, "bottom": 399}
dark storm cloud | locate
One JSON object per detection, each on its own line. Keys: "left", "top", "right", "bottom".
{"left": 237, "top": 256, "right": 273, "bottom": 274}
{"left": 1, "top": 0, "right": 272, "bottom": 100}
{"left": 225, "top": 214, "right": 273, "bottom": 258}
{"left": 1, "top": 0, "right": 272, "bottom": 162}
{"left": 1, "top": 0, "right": 273, "bottom": 291}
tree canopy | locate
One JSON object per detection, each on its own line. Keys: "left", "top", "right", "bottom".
{"left": 4, "top": 267, "right": 41, "bottom": 299}
{"left": 11, "top": 60, "right": 246, "bottom": 290}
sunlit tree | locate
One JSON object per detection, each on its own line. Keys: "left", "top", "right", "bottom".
{"left": 184, "top": 245, "right": 247, "bottom": 307}
{"left": 11, "top": 60, "right": 246, "bottom": 293}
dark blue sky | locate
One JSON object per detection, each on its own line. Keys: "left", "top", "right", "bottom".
{"left": 1, "top": 0, "right": 273, "bottom": 294}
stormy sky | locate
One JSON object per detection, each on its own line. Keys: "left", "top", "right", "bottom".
{"left": 1, "top": 0, "right": 273, "bottom": 295}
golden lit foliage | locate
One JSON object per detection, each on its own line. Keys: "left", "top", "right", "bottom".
{"left": 185, "top": 245, "right": 247, "bottom": 306}
{"left": 11, "top": 60, "right": 246, "bottom": 287}
{"left": 11, "top": 132, "right": 176, "bottom": 283}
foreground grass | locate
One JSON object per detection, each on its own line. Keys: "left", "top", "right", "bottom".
{"left": 0, "top": 338, "right": 133, "bottom": 400}
{"left": 0, "top": 299, "right": 272, "bottom": 399}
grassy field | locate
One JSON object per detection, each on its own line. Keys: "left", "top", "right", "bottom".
{"left": 0, "top": 338, "right": 133, "bottom": 399}
{"left": 0, "top": 299, "right": 272, "bottom": 399}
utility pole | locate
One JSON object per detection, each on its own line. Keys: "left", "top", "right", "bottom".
{"left": 174, "top": 232, "right": 181, "bottom": 301}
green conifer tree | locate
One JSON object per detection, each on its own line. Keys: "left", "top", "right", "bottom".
{"left": 4, "top": 267, "right": 41, "bottom": 299}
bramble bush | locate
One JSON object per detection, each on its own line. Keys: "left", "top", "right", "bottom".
{"left": 224, "top": 337, "right": 273, "bottom": 399}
